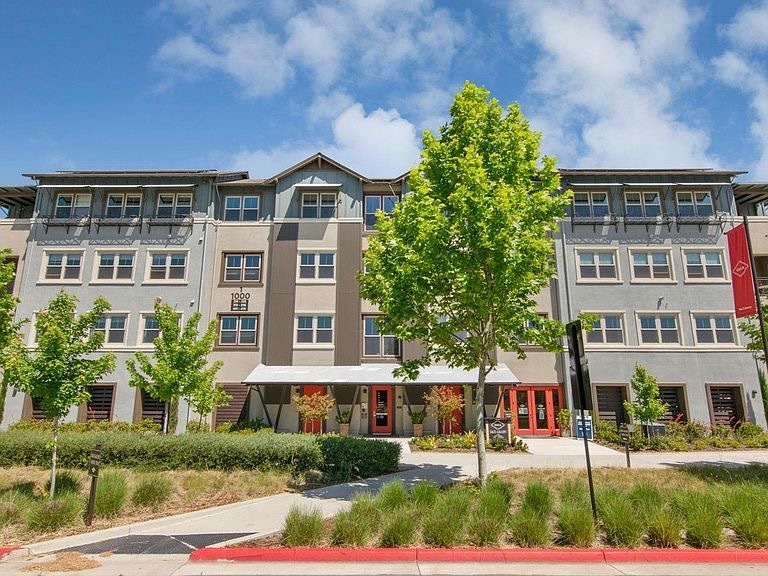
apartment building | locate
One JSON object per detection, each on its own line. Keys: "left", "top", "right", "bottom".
{"left": 1, "top": 157, "right": 765, "bottom": 433}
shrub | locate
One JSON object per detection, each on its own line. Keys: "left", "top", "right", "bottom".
{"left": 215, "top": 419, "right": 267, "bottom": 434}
{"left": 510, "top": 509, "right": 550, "bottom": 547}
{"left": 724, "top": 487, "right": 768, "bottom": 549}
{"left": 597, "top": 489, "right": 643, "bottom": 548}
{"left": 348, "top": 493, "right": 381, "bottom": 527}
{"left": 556, "top": 501, "right": 595, "bottom": 547}
{"left": 410, "top": 481, "right": 440, "bottom": 507}
{"left": 317, "top": 436, "right": 400, "bottom": 482}
{"left": 422, "top": 489, "right": 469, "bottom": 547}
{"left": 131, "top": 474, "right": 173, "bottom": 509}
{"left": 628, "top": 484, "right": 663, "bottom": 515}
{"left": 332, "top": 508, "right": 373, "bottom": 547}
{"left": 521, "top": 481, "right": 552, "bottom": 518}
{"left": 478, "top": 478, "right": 513, "bottom": 520}
{"left": 94, "top": 469, "right": 128, "bottom": 518}
{"left": 185, "top": 421, "right": 210, "bottom": 433}
{"left": 25, "top": 493, "right": 81, "bottom": 532}
{"left": 489, "top": 436, "right": 509, "bottom": 451}
{"left": 45, "top": 471, "right": 81, "bottom": 496}
{"left": 644, "top": 506, "right": 683, "bottom": 548}
{"left": 736, "top": 422, "right": 765, "bottom": 439}
{"left": 676, "top": 491, "right": 723, "bottom": 549}
{"left": 375, "top": 481, "right": 409, "bottom": 510}
{"left": 594, "top": 420, "right": 620, "bottom": 444}
{"left": 379, "top": 507, "right": 418, "bottom": 547}
{"left": 680, "top": 421, "right": 708, "bottom": 442}
{"left": 282, "top": 505, "right": 324, "bottom": 547}
{"left": 0, "top": 491, "right": 29, "bottom": 527}
{"left": 466, "top": 510, "right": 505, "bottom": 547}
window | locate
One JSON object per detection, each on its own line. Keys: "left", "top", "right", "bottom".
{"left": 624, "top": 191, "right": 661, "bottom": 217}
{"left": 676, "top": 191, "right": 713, "bottom": 217}
{"left": 296, "top": 315, "right": 333, "bottom": 344}
{"left": 363, "top": 316, "right": 400, "bottom": 357}
{"left": 44, "top": 252, "right": 82, "bottom": 280}
{"left": 573, "top": 191, "right": 609, "bottom": 218}
{"left": 683, "top": 250, "right": 725, "bottom": 280}
{"left": 96, "top": 252, "right": 134, "bottom": 281}
{"left": 141, "top": 315, "right": 160, "bottom": 344}
{"left": 630, "top": 250, "right": 672, "bottom": 280}
{"left": 94, "top": 314, "right": 128, "bottom": 345}
{"left": 693, "top": 314, "right": 736, "bottom": 344}
{"left": 638, "top": 314, "right": 680, "bottom": 344}
{"left": 708, "top": 386, "right": 744, "bottom": 427}
{"left": 223, "top": 195, "right": 259, "bottom": 221}
{"left": 218, "top": 314, "right": 258, "bottom": 346}
{"left": 223, "top": 253, "right": 262, "bottom": 282}
{"left": 298, "top": 252, "right": 335, "bottom": 279}
{"left": 577, "top": 250, "right": 618, "bottom": 280}
{"left": 156, "top": 193, "right": 192, "bottom": 218}
{"left": 364, "top": 195, "right": 399, "bottom": 230}
{"left": 54, "top": 193, "right": 90, "bottom": 218}
{"left": 105, "top": 193, "right": 142, "bottom": 218}
{"left": 585, "top": 314, "right": 625, "bottom": 345}
{"left": 301, "top": 192, "right": 337, "bottom": 218}
{"left": 84, "top": 385, "right": 114, "bottom": 421}
{"left": 149, "top": 252, "right": 187, "bottom": 281}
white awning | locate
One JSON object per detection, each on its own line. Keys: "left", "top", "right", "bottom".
{"left": 243, "top": 363, "right": 520, "bottom": 385}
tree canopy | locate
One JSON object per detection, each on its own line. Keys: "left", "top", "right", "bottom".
{"left": 623, "top": 364, "right": 668, "bottom": 431}
{"left": 359, "top": 82, "right": 570, "bottom": 481}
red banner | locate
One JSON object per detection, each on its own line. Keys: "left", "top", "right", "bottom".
{"left": 726, "top": 224, "right": 757, "bottom": 318}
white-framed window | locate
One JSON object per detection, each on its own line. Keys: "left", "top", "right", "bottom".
{"left": 692, "top": 313, "right": 736, "bottom": 345}
{"left": 43, "top": 252, "right": 83, "bottom": 281}
{"left": 223, "top": 195, "right": 259, "bottom": 221}
{"left": 147, "top": 252, "right": 187, "bottom": 281}
{"left": 585, "top": 313, "right": 625, "bottom": 345}
{"left": 105, "top": 193, "right": 142, "bottom": 218}
{"left": 95, "top": 252, "right": 135, "bottom": 282}
{"left": 573, "top": 191, "right": 609, "bottom": 218}
{"left": 156, "top": 192, "right": 192, "bottom": 219}
{"left": 301, "top": 192, "right": 337, "bottom": 218}
{"left": 140, "top": 314, "right": 160, "bottom": 345}
{"left": 637, "top": 313, "right": 681, "bottom": 345}
{"left": 218, "top": 314, "right": 258, "bottom": 346}
{"left": 94, "top": 314, "right": 128, "bottom": 345}
{"left": 363, "top": 315, "right": 400, "bottom": 357}
{"left": 624, "top": 191, "right": 661, "bottom": 218}
{"left": 682, "top": 249, "right": 726, "bottom": 281}
{"left": 676, "top": 191, "right": 713, "bottom": 217}
{"left": 364, "top": 195, "right": 399, "bottom": 231}
{"left": 223, "top": 253, "right": 262, "bottom": 283}
{"left": 629, "top": 249, "right": 673, "bottom": 281}
{"left": 54, "top": 193, "right": 91, "bottom": 219}
{"left": 296, "top": 315, "right": 333, "bottom": 344}
{"left": 576, "top": 250, "right": 619, "bottom": 281}
{"left": 298, "top": 252, "right": 335, "bottom": 280}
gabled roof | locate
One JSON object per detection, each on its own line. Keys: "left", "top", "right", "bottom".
{"left": 266, "top": 152, "right": 371, "bottom": 183}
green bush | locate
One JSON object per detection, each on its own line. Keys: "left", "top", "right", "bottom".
{"left": 9, "top": 419, "right": 161, "bottom": 434}
{"left": 379, "top": 507, "right": 418, "bottom": 547}
{"left": 556, "top": 501, "right": 595, "bottom": 547}
{"left": 46, "top": 471, "right": 81, "bottom": 496}
{"left": 676, "top": 491, "right": 723, "bottom": 549}
{"left": 215, "top": 419, "right": 267, "bottom": 433}
{"left": 510, "top": 508, "right": 550, "bottom": 547}
{"left": 422, "top": 489, "right": 469, "bottom": 547}
{"left": 317, "top": 436, "right": 400, "bottom": 482}
{"left": 724, "top": 486, "right": 768, "bottom": 549}
{"left": 375, "top": 481, "right": 409, "bottom": 510}
{"left": 25, "top": 493, "right": 81, "bottom": 532}
{"left": 94, "top": 469, "right": 128, "bottom": 518}
{"left": 736, "top": 422, "right": 765, "bottom": 439}
{"left": 410, "top": 481, "right": 440, "bottom": 507}
{"left": 594, "top": 420, "right": 620, "bottom": 444}
{"left": 521, "top": 481, "right": 552, "bottom": 518}
{"left": 332, "top": 508, "right": 373, "bottom": 547}
{"left": 185, "top": 421, "right": 210, "bottom": 433}
{"left": 0, "top": 491, "right": 29, "bottom": 527}
{"left": 131, "top": 474, "right": 173, "bottom": 509}
{"left": 466, "top": 510, "right": 505, "bottom": 547}
{"left": 644, "top": 506, "right": 683, "bottom": 548}
{"left": 597, "top": 489, "right": 643, "bottom": 547}
{"left": 282, "top": 505, "right": 324, "bottom": 547}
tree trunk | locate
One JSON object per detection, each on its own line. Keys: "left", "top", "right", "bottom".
{"left": 50, "top": 416, "right": 59, "bottom": 498}
{"left": 475, "top": 361, "right": 488, "bottom": 484}
{"left": 163, "top": 402, "right": 169, "bottom": 435}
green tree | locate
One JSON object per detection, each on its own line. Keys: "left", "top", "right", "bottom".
{"left": 3, "top": 291, "right": 115, "bottom": 497}
{"left": 737, "top": 312, "right": 768, "bottom": 422}
{"left": 359, "top": 82, "right": 570, "bottom": 482}
{"left": 0, "top": 249, "right": 23, "bottom": 422}
{"left": 126, "top": 300, "right": 228, "bottom": 433}
{"left": 623, "top": 364, "right": 668, "bottom": 436}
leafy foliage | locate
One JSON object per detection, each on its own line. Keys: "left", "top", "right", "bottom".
{"left": 292, "top": 391, "right": 335, "bottom": 422}
{"left": 359, "top": 82, "right": 569, "bottom": 481}
{"left": 623, "top": 364, "right": 668, "bottom": 430}
{"left": 316, "top": 436, "right": 400, "bottom": 482}
{"left": 423, "top": 385, "right": 463, "bottom": 432}
{"left": 0, "top": 250, "right": 22, "bottom": 421}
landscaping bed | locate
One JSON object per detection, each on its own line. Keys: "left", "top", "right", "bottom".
{"left": 410, "top": 432, "right": 528, "bottom": 452}
{"left": 237, "top": 466, "right": 768, "bottom": 550}
{"left": 594, "top": 420, "right": 768, "bottom": 451}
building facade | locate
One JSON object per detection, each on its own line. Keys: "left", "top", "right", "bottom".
{"left": 1, "top": 157, "right": 765, "bottom": 434}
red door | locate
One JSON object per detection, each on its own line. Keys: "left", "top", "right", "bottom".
{"left": 506, "top": 386, "right": 560, "bottom": 436}
{"left": 442, "top": 385, "right": 464, "bottom": 434}
{"left": 301, "top": 385, "right": 326, "bottom": 434}
{"left": 370, "top": 386, "right": 393, "bottom": 435}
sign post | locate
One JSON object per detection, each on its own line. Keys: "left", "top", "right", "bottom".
{"left": 619, "top": 423, "right": 634, "bottom": 468}
{"left": 85, "top": 444, "right": 103, "bottom": 526}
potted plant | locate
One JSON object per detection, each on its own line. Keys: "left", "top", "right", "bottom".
{"left": 292, "top": 392, "right": 335, "bottom": 434}
{"left": 408, "top": 407, "right": 427, "bottom": 437}
{"left": 335, "top": 410, "right": 352, "bottom": 436}
{"left": 424, "top": 385, "right": 463, "bottom": 435}
{"left": 557, "top": 408, "right": 572, "bottom": 436}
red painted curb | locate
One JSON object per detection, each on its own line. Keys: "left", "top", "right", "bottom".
{"left": 189, "top": 547, "right": 768, "bottom": 564}
{"left": 0, "top": 547, "right": 20, "bottom": 560}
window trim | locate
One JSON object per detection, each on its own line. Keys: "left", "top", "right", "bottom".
{"left": 39, "top": 250, "right": 84, "bottom": 284}
{"left": 572, "top": 191, "right": 610, "bottom": 218}
{"left": 143, "top": 250, "right": 189, "bottom": 284}
{"left": 77, "top": 383, "right": 116, "bottom": 422}
{"left": 582, "top": 311, "right": 627, "bottom": 347}
{"left": 301, "top": 192, "right": 338, "bottom": 219}
{"left": 705, "top": 383, "right": 747, "bottom": 427}
{"left": 90, "top": 250, "right": 137, "bottom": 284}
{"left": 362, "top": 315, "right": 401, "bottom": 358}
{"left": 136, "top": 311, "right": 183, "bottom": 347}
{"left": 220, "top": 252, "right": 264, "bottom": 285}
{"left": 294, "top": 313, "right": 335, "bottom": 348}
{"left": 94, "top": 312, "right": 130, "bottom": 347}
{"left": 681, "top": 247, "right": 729, "bottom": 283}
{"left": 296, "top": 251, "right": 336, "bottom": 282}
{"left": 623, "top": 190, "right": 663, "bottom": 218}
{"left": 104, "top": 192, "right": 143, "bottom": 219}
{"left": 155, "top": 192, "right": 193, "bottom": 219}
{"left": 222, "top": 194, "right": 260, "bottom": 222}
{"left": 363, "top": 194, "right": 399, "bottom": 231}
{"left": 675, "top": 189, "right": 714, "bottom": 218}
{"left": 690, "top": 311, "right": 739, "bottom": 347}
{"left": 574, "top": 248, "right": 621, "bottom": 283}
{"left": 627, "top": 248, "right": 675, "bottom": 283}
{"left": 216, "top": 313, "right": 260, "bottom": 348}
{"left": 635, "top": 311, "right": 683, "bottom": 347}
{"left": 54, "top": 192, "right": 91, "bottom": 219}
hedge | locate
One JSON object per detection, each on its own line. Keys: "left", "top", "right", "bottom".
{"left": 0, "top": 431, "right": 401, "bottom": 480}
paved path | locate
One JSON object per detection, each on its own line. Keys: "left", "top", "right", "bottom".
{"left": 2, "top": 438, "right": 768, "bottom": 575}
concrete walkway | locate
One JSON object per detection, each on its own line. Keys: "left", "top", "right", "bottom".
{"left": 2, "top": 438, "right": 768, "bottom": 575}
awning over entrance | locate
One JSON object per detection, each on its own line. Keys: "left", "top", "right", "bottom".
{"left": 242, "top": 363, "right": 520, "bottom": 386}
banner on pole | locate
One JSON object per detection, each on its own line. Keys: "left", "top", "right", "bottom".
{"left": 726, "top": 224, "right": 757, "bottom": 318}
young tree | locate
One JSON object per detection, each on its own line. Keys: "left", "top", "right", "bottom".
{"left": 359, "top": 82, "right": 570, "bottom": 483}
{"left": 0, "top": 249, "right": 23, "bottom": 422}
{"left": 3, "top": 291, "right": 115, "bottom": 497}
{"left": 126, "top": 299, "right": 228, "bottom": 433}
{"left": 424, "top": 385, "right": 464, "bottom": 435}
{"left": 623, "top": 364, "right": 668, "bottom": 436}
{"left": 736, "top": 312, "right": 768, "bottom": 422}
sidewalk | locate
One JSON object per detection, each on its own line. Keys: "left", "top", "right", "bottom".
{"left": 2, "top": 438, "right": 768, "bottom": 575}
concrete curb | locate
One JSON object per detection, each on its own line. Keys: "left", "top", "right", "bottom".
{"left": 0, "top": 547, "right": 20, "bottom": 559}
{"left": 189, "top": 547, "right": 768, "bottom": 564}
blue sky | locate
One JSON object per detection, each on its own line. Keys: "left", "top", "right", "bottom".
{"left": 2, "top": 0, "right": 768, "bottom": 183}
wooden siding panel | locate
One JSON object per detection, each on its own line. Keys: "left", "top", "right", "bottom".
{"left": 335, "top": 222, "right": 362, "bottom": 364}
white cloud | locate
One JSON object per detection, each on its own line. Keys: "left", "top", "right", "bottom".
{"left": 228, "top": 103, "right": 421, "bottom": 178}
{"left": 510, "top": 0, "right": 716, "bottom": 168}
{"left": 724, "top": 1, "right": 768, "bottom": 52}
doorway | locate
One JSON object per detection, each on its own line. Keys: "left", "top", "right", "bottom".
{"left": 504, "top": 386, "right": 560, "bottom": 436}
{"left": 370, "top": 386, "right": 393, "bottom": 435}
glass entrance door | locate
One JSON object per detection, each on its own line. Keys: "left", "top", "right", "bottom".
{"left": 370, "top": 386, "right": 393, "bottom": 435}
{"left": 506, "top": 386, "right": 560, "bottom": 436}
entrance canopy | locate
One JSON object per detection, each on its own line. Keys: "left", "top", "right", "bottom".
{"left": 242, "top": 363, "right": 520, "bottom": 386}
